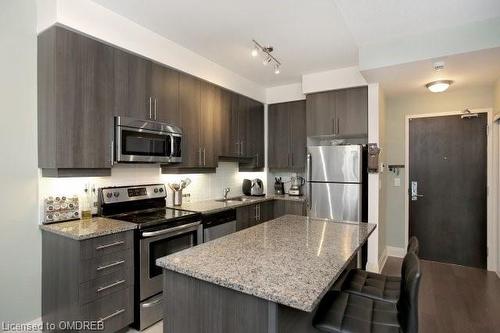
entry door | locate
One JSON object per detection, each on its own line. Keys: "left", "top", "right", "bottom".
{"left": 409, "top": 113, "right": 487, "bottom": 268}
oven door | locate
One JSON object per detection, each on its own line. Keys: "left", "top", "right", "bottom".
{"left": 139, "top": 221, "right": 202, "bottom": 301}
{"left": 116, "top": 126, "right": 172, "bottom": 163}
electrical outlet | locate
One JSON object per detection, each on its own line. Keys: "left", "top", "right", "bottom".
{"left": 394, "top": 178, "right": 401, "bottom": 187}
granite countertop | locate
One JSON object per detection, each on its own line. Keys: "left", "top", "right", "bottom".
{"left": 157, "top": 215, "right": 376, "bottom": 312}
{"left": 39, "top": 217, "right": 137, "bottom": 240}
{"left": 166, "top": 194, "right": 306, "bottom": 214}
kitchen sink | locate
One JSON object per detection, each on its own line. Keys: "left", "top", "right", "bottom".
{"left": 215, "top": 196, "right": 253, "bottom": 203}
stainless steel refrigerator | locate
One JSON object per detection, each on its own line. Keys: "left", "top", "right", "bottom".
{"left": 306, "top": 145, "right": 367, "bottom": 222}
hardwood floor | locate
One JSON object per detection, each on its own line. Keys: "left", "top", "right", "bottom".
{"left": 382, "top": 257, "right": 500, "bottom": 333}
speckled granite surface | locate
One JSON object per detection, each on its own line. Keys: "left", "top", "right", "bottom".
{"left": 166, "top": 194, "right": 306, "bottom": 214}
{"left": 39, "top": 217, "right": 137, "bottom": 240}
{"left": 157, "top": 215, "right": 375, "bottom": 312}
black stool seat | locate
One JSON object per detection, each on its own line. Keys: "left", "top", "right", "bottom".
{"left": 342, "top": 237, "right": 419, "bottom": 304}
{"left": 313, "top": 291, "right": 401, "bottom": 333}
{"left": 314, "top": 252, "right": 421, "bottom": 333}
{"left": 342, "top": 269, "right": 400, "bottom": 303}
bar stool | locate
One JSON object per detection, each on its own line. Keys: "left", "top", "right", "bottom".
{"left": 313, "top": 252, "right": 421, "bottom": 333}
{"left": 340, "top": 237, "right": 419, "bottom": 304}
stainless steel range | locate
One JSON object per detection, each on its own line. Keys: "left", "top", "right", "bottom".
{"left": 99, "top": 184, "right": 202, "bottom": 330}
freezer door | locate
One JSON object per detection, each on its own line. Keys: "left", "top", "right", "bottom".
{"left": 307, "top": 145, "right": 362, "bottom": 183}
{"left": 308, "top": 182, "right": 362, "bottom": 221}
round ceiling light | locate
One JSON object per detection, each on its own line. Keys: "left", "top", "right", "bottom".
{"left": 425, "top": 80, "right": 453, "bottom": 93}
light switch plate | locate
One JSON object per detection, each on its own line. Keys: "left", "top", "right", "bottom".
{"left": 394, "top": 178, "right": 401, "bottom": 187}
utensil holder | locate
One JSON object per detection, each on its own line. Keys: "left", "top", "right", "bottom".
{"left": 173, "top": 190, "right": 183, "bottom": 206}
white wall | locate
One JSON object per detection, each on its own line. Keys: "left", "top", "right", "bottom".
{"left": 36, "top": 0, "right": 266, "bottom": 102}
{"left": 378, "top": 87, "right": 387, "bottom": 266}
{"left": 266, "top": 83, "right": 305, "bottom": 104}
{"left": 0, "top": 0, "right": 40, "bottom": 322}
{"left": 302, "top": 66, "right": 367, "bottom": 94}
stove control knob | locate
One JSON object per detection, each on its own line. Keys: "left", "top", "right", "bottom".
{"left": 154, "top": 188, "right": 159, "bottom": 193}
{"left": 113, "top": 192, "right": 120, "bottom": 198}
{"left": 159, "top": 188, "right": 164, "bottom": 193}
{"left": 106, "top": 192, "right": 112, "bottom": 199}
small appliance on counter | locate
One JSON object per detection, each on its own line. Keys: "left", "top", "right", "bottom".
{"left": 274, "top": 177, "right": 285, "bottom": 195}
{"left": 289, "top": 176, "right": 305, "bottom": 196}
{"left": 242, "top": 178, "right": 264, "bottom": 196}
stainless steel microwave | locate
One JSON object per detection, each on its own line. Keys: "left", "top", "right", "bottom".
{"left": 115, "top": 116, "right": 182, "bottom": 163}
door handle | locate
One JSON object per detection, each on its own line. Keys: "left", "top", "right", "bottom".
{"left": 336, "top": 118, "right": 340, "bottom": 134}
{"left": 410, "top": 181, "right": 424, "bottom": 201}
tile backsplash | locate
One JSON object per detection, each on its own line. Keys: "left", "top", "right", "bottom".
{"left": 38, "top": 162, "right": 266, "bottom": 220}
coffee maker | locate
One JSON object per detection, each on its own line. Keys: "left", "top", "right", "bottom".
{"left": 289, "top": 176, "right": 305, "bottom": 196}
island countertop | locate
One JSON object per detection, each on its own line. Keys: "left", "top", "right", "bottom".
{"left": 156, "top": 215, "right": 375, "bottom": 312}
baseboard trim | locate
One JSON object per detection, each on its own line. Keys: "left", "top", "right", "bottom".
{"left": 366, "top": 261, "right": 379, "bottom": 273}
{"left": 386, "top": 246, "right": 406, "bottom": 258}
{"left": 378, "top": 247, "right": 388, "bottom": 273}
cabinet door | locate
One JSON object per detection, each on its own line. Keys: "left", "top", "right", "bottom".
{"left": 218, "top": 90, "right": 240, "bottom": 157}
{"left": 179, "top": 73, "right": 201, "bottom": 168}
{"left": 268, "top": 103, "right": 290, "bottom": 169}
{"left": 236, "top": 205, "right": 253, "bottom": 231}
{"left": 289, "top": 100, "right": 307, "bottom": 171}
{"left": 250, "top": 100, "right": 265, "bottom": 168}
{"left": 200, "top": 81, "right": 219, "bottom": 168}
{"left": 285, "top": 201, "right": 306, "bottom": 216}
{"left": 113, "top": 49, "right": 152, "bottom": 120}
{"left": 260, "top": 201, "right": 275, "bottom": 223}
{"left": 54, "top": 27, "right": 114, "bottom": 169}
{"left": 237, "top": 95, "right": 251, "bottom": 157}
{"left": 306, "top": 91, "right": 336, "bottom": 136}
{"left": 151, "top": 63, "right": 180, "bottom": 126}
{"left": 334, "top": 87, "right": 368, "bottom": 137}
{"left": 273, "top": 200, "right": 286, "bottom": 219}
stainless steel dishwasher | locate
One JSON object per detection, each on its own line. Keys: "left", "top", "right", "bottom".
{"left": 202, "top": 209, "right": 237, "bottom": 242}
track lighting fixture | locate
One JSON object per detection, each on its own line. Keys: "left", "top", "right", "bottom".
{"left": 251, "top": 39, "right": 282, "bottom": 74}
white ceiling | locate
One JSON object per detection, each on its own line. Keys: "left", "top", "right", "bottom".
{"left": 362, "top": 47, "right": 500, "bottom": 96}
{"left": 91, "top": 0, "right": 358, "bottom": 87}
{"left": 91, "top": 0, "right": 500, "bottom": 88}
{"left": 335, "top": 0, "right": 500, "bottom": 46}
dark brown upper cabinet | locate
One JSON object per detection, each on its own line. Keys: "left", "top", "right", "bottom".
{"left": 218, "top": 89, "right": 240, "bottom": 157}
{"left": 114, "top": 50, "right": 179, "bottom": 125}
{"left": 200, "top": 81, "right": 220, "bottom": 168}
{"left": 306, "top": 86, "right": 367, "bottom": 138}
{"left": 38, "top": 26, "right": 115, "bottom": 177}
{"left": 268, "top": 100, "right": 306, "bottom": 171}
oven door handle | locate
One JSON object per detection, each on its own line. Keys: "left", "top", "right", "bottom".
{"left": 141, "top": 221, "right": 201, "bottom": 238}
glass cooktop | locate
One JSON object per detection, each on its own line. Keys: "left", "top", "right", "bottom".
{"left": 111, "top": 208, "right": 199, "bottom": 229}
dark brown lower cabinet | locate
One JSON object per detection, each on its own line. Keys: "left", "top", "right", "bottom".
{"left": 42, "top": 231, "right": 134, "bottom": 333}
{"left": 273, "top": 200, "right": 307, "bottom": 218}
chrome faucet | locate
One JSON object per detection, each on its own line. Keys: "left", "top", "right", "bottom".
{"left": 223, "top": 187, "right": 231, "bottom": 199}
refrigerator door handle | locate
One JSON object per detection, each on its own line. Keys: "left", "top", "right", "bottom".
{"left": 306, "top": 153, "right": 312, "bottom": 210}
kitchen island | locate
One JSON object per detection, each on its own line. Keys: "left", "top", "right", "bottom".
{"left": 156, "top": 215, "right": 375, "bottom": 333}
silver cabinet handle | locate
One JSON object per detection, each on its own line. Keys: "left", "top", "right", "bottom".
{"left": 96, "top": 279, "right": 126, "bottom": 293}
{"left": 203, "top": 148, "right": 206, "bottom": 166}
{"left": 154, "top": 97, "right": 158, "bottom": 120}
{"left": 96, "top": 240, "right": 124, "bottom": 250}
{"left": 141, "top": 298, "right": 162, "bottom": 308}
{"left": 99, "top": 309, "right": 125, "bottom": 322}
{"left": 96, "top": 260, "right": 125, "bottom": 271}
{"left": 337, "top": 118, "right": 340, "bottom": 135}
{"left": 198, "top": 148, "right": 202, "bottom": 166}
{"left": 149, "top": 97, "right": 152, "bottom": 119}
{"left": 110, "top": 139, "right": 114, "bottom": 166}
{"left": 332, "top": 118, "right": 336, "bottom": 134}
{"left": 141, "top": 221, "right": 201, "bottom": 238}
